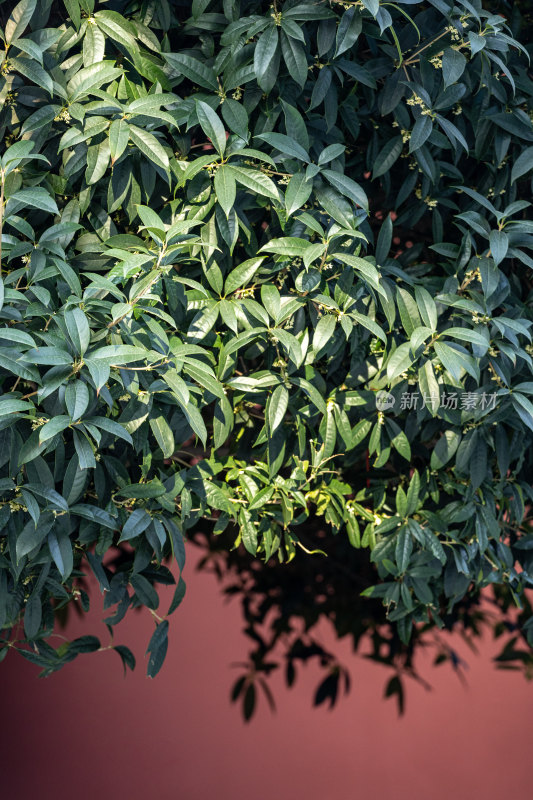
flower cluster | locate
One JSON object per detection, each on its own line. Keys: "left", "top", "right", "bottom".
{"left": 54, "top": 108, "right": 72, "bottom": 123}
{"left": 446, "top": 24, "right": 463, "bottom": 43}
{"left": 407, "top": 93, "right": 433, "bottom": 117}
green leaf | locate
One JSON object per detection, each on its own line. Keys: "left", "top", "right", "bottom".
{"left": 280, "top": 31, "right": 308, "bottom": 88}
{"left": 150, "top": 415, "right": 175, "bottom": 458}
{"left": 183, "top": 403, "right": 208, "bottom": 448}
{"left": 196, "top": 100, "right": 227, "bottom": 157}
{"left": 67, "top": 62, "right": 123, "bottom": 102}
{"left": 255, "top": 132, "right": 309, "bottom": 162}
{"left": 248, "top": 486, "right": 275, "bottom": 511}
{"left": 16, "top": 515, "right": 54, "bottom": 560}
{"left": 318, "top": 144, "right": 345, "bottom": 166}
{"left": 65, "top": 382, "right": 89, "bottom": 421}
{"left": 444, "top": 327, "right": 489, "bottom": 348}
{"left": 213, "top": 394, "right": 234, "bottom": 449}
{"left": 254, "top": 26, "right": 279, "bottom": 93}
{"left": 373, "top": 136, "right": 403, "bottom": 179}
{"left": 86, "top": 417, "right": 133, "bottom": 445}
{"left": 167, "top": 576, "right": 186, "bottom": 615}
{"left": 350, "top": 312, "right": 386, "bottom": 343}
{"left": 387, "top": 342, "right": 413, "bottom": 381}
{"left": 387, "top": 422, "right": 411, "bottom": 461}
{"left": 285, "top": 173, "right": 313, "bottom": 216}
{"left": 414, "top": 285, "right": 437, "bottom": 330}
{"left": 361, "top": 0, "right": 379, "bottom": 16}
{"left": 73, "top": 430, "right": 96, "bottom": 470}
{"left": 0, "top": 352, "right": 40, "bottom": 382}
{"left": 284, "top": 4, "right": 336, "bottom": 20}
{"left": 39, "top": 416, "right": 70, "bottom": 444}
{"left": 260, "top": 237, "right": 312, "bottom": 256}
{"left": 511, "top": 146, "right": 533, "bottom": 183}
{"left": 120, "top": 508, "right": 152, "bottom": 542}
{"left": 48, "top": 529, "right": 73, "bottom": 579}
{"left": 24, "top": 593, "right": 42, "bottom": 640}
{"left": 396, "top": 287, "right": 422, "bottom": 337}
{"left": 434, "top": 341, "right": 472, "bottom": 381}
{"left": 313, "top": 314, "right": 336, "bottom": 354}
{"left": 431, "top": 430, "right": 461, "bottom": 469}
{"left": 165, "top": 52, "right": 218, "bottom": 90}
{"left": 221, "top": 98, "right": 249, "bottom": 140}
{"left": 8, "top": 187, "right": 58, "bottom": 216}
{"left": 335, "top": 7, "right": 362, "bottom": 57}
{"left": 146, "top": 620, "right": 169, "bottom": 678}
{"left": 126, "top": 94, "right": 177, "bottom": 115}
{"left": 109, "top": 118, "right": 130, "bottom": 164}
{"left": 224, "top": 257, "right": 264, "bottom": 294}
{"left": 115, "top": 482, "right": 166, "bottom": 500}
{"left": 418, "top": 359, "right": 440, "bottom": 414}
{"left": 436, "top": 115, "right": 469, "bottom": 154}
{"left": 12, "top": 57, "right": 53, "bottom": 95}
{"left": 334, "top": 253, "right": 383, "bottom": 294}
{"left": 261, "top": 284, "right": 281, "bottom": 323}
{"left": 94, "top": 10, "right": 138, "bottom": 53}
{"left": 322, "top": 169, "right": 368, "bottom": 211}
{"left": 240, "top": 508, "right": 258, "bottom": 555}
{"left": 489, "top": 230, "right": 509, "bottom": 266}
{"left": 90, "top": 345, "right": 148, "bottom": 364}
{"left": 128, "top": 125, "right": 169, "bottom": 170}
{"left": 405, "top": 470, "right": 420, "bottom": 517}
{"left": 513, "top": 394, "right": 533, "bottom": 431}
{"left": 70, "top": 504, "right": 117, "bottom": 530}
{"left": 131, "top": 574, "right": 159, "bottom": 610}
{"left": 0, "top": 398, "right": 35, "bottom": 416}
{"left": 267, "top": 385, "right": 289, "bottom": 433}
{"left": 5, "top": 0, "right": 36, "bottom": 44}
{"left": 114, "top": 645, "right": 136, "bottom": 674}
{"left": 226, "top": 166, "right": 279, "bottom": 201}
{"left": 214, "top": 166, "right": 236, "bottom": 217}
{"left": 422, "top": 528, "right": 446, "bottom": 564}
{"left": 65, "top": 308, "right": 91, "bottom": 355}
{"left": 83, "top": 20, "right": 106, "bottom": 65}
{"left": 409, "top": 115, "right": 433, "bottom": 153}
{"left": 442, "top": 48, "right": 467, "bottom": 88}
{"left": 395, "top": 528, "right": 412, "bottom": 573}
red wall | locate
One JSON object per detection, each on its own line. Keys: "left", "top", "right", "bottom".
{"left": 2, "top": 548, "right": 532, "bottom": 800}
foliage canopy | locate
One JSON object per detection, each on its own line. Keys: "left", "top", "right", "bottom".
{"left": 1, "top": 0, "right": 533, "bottom": 678}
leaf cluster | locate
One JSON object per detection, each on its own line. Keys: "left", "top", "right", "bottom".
{"left": 0, "top": 0, "right": 532, "bottom": 676}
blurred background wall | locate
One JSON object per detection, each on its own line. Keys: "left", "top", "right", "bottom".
{"left": 2, "top": 545, "right": 532, "bottom": 800}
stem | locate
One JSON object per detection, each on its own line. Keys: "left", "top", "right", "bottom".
{"left": 263, "top": 169, "right": 291, "bottom": 178}
{"left": 114, "top": 360, "right": 169, "bottom": 371}
{"left": 404, "top": 29, "right": 450, "bottom": 66}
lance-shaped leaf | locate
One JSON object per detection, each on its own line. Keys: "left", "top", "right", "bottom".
{"left": 196, "top": 100, "right": 227, "bottom": 157}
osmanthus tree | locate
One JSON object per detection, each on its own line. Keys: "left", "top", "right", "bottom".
{"left": 0, "top": 0, "right": 532, "bottom": 678}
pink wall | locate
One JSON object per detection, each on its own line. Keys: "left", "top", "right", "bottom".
{"left": 2, "top": 547, "right": 532, "bottom": 800}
